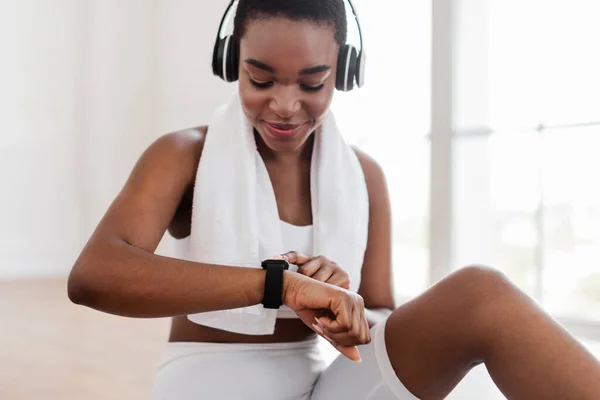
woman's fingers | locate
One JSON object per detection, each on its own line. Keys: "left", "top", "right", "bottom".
{"left": 285, "top": 273, "right": 367, "bottom": 363}
{"left": 331, "top": 342, "right": 362, "bottom": 363}
{"left": 276, "top": 253, "right": 351, "bottom": 290}
{"left": 350, "top": 303, "right": 363, "bottom": 339}
{"left": 276, "top": 251, "right": 312, "bottom": 265}
{"left": 314, "top": 295, "right": 371, "bottom": 347}
{"left": 296, "top": 256, "right": 326, "bottom": 276}
{"left": 316, "top": 315, "right": 347, "bottom": 333}
{"left": 326, "top": 297, "right": 355, "bottom": 333}
{"left": 315, "top": 315, "right": 371, "bottom": 347}
{"left": 359, "top": 307, "right": 371, "bottom": 344}
{"left": 300, "top": 258, "right": 351, "bottom": 290}
{"left": 312, "top": 266, "right": 336, "bottom": 282}
{"left": 326, "top": 271, "right": 351, "bottom": 289}
{"left": 312, "top": 322, "right": 362, "bottom": 363}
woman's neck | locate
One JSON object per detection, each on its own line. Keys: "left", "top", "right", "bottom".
{"left": 255, "top": 130, "right": 315, "bottom": 167}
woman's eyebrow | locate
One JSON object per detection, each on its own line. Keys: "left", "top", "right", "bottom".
{"left": 299, "top": 65, "right": 331, "bottom": 75}
{"left": 244, "top": 59, "right": 275, "bottom": 73}
{"left": 244, "top": 59, "right": 331, "bottom": 75}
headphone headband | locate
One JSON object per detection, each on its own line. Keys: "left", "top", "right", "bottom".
{"left": 216, "top": 0, "right": 363, "bottom": 51}
{"left": 217, "top": 0, "right": 238, "bottom": 40}
{"left": 345, "top": 0, "right": 363, "bottom": 52}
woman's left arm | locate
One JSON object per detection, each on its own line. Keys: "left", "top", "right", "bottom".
{"left": 353, "top": 147, "right": 396, "bottom": 327}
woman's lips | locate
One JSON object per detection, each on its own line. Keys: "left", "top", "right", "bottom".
{"left": 264, "top": 121, "right": 305, "bottom": 137}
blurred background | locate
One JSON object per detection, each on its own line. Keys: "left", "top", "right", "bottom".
{"left": 1, "top": 0, "right": 599, "bottom": 398}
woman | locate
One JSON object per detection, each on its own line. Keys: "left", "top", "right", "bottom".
{"left": 67, "top": 0, "right": 600, "bottom": 399}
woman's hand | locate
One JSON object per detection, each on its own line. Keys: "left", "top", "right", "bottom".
{"left": 281, "top": 270, "right": 370, "bottom": 363}
{"left": 275, "top": 252, "right": 351, "bottom": 290}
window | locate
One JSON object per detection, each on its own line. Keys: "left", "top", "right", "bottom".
{"left": 456, "top": 0, "right": 600, "bottom": 323}
{"left": 331, "top": 0, "right": 431, "bottom": 301}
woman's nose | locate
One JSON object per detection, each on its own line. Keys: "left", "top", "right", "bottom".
{"left": 268, "top": 86, "right": 301, "bottom": 118}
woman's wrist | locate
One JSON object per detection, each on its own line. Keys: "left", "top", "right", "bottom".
{"left": 243, "top": 267, "right": 268, "bottom": 306}
{"left": 246, "top": 267, "right": 300, "bottom": 309}
{"left": 281, "top": 270, "right": 300, "bottom": 306}
{"left": 281, "top": 270, "right": 293, "bottom": 305}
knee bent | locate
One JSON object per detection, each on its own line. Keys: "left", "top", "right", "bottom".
{"left": 456, "top": 264, "right": 508, "bottom": 282}
{"left": 451, "top": 265, "right": 514, "bottom": 302}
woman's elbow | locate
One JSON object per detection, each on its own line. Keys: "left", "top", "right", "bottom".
{"left": 67, "top": 262, "right": 101, "bottom": 307}
{"left": 67, "top": 270, "right": 88, "bottom": 305}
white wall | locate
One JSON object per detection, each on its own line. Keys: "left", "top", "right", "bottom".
{"left": 155, "top": 0, "right": 234, "bottom": 133}
{"left": 0, "top": 1, "right": 232, "bottom": 280}
{"left": 78, "top": 0, "right": 159, "bottom": 243}
{"left": 1, "top": 1, "right": 84, "bottom": 280}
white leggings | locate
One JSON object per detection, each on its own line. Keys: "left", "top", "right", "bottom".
{"left": 152, "top": 318, "right": 419, "bottom": 400}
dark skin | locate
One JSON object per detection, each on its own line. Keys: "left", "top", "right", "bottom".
{"left": 69, "top": 17, "right": 600, "bottom": 398}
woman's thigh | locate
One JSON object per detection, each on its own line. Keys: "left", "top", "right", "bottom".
{"left": 310, "top": 319, "right": 419, "bottom": 400}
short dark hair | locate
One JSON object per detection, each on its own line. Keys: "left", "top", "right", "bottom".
{"left": 232, "top": 0, "right": 347, "bottom": 47}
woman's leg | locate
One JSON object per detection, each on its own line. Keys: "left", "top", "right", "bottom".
{"left": 385, "top": 265, "right": 600, "bottom": 399}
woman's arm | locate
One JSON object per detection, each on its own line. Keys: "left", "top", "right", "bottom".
{"left": 67, "top": 129, "right": 271, "bottom": 318}
{"left": 353, "top": 148, "right": 396, "bottom": 327}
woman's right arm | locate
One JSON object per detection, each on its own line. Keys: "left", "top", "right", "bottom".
{"left": 67, "top": 129, "right": 275, "bottom": 318}
{"left": 67, "top": 129, "right": 370, "bottom": 360}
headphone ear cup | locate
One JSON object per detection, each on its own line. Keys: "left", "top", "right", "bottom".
{"left": 212, "top": 35, "right": 238, "bottom": 82}
{"left": 226, "top": 38, "right": 239, "bottom": 82}
{"left": 336, "top": 45, "right": 358, "bottom": 91}
{"left": 355, "top": 49, "right": 366, "bottom": 88}
{"left": 212, "top": 37, "right": 226, "bottom": 79}
{"left": 336, "top": 45, "right": 349, "bottom": 91}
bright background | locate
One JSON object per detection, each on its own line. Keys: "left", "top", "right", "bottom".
{"left": 1, "top": 1, "right": 599, "bottom": 398}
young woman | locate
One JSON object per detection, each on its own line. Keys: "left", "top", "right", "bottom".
{"left": 67, "top": 1, "right": 600, "bottom": 398}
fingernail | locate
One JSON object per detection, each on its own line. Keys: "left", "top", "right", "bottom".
{"left": 312, "top": 323, "right": 324, "bottom": 335}
{"left": 355, "top": 356, "right": 362, "bottom": 364}
{"left": 314, "top": 317, "right": 323, "bottom": 326}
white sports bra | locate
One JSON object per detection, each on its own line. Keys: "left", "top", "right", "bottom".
{"left": 277, "top": 220, "right": 313, "bottom": 319}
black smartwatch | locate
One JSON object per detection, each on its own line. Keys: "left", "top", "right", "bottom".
{"left": 260, "top": 259, "right": 289, "bottom": 309}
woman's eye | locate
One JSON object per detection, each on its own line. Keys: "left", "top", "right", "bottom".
{"left": 249, "top": 78, "right": 324, "bottom": 92}
{"left": 249, "top": 79, "right": 274, "bottom": 89}
{"left": 300, "top": 83, "right": 325, "bottom": 92}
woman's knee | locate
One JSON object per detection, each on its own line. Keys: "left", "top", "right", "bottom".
{"left": 386, "top": 264, "right": 517, "bottom": 332}
{"left": 450, "top": 265, "right": 521, "bottom": 326}
{"left": 431, "top": 265, "right": 518, "bottom": 322}
{"left": 381, "top": 265, "right": 513, "bottom": 393}
{"left": 452, "top": 264, "right": 512, "bottom": 294}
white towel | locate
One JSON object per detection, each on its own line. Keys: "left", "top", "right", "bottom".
{"left": 186, "top": 92, "right": 369, "bottom": 335}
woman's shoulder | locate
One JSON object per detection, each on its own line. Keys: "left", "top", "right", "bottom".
{"left": 158, "top": 125, "right": 208, "bottom": 158}
{"left": 350, "top": 147, "right": 390, "bottom": 217}
{"left": 350, "top": 146, "right": 387, "bottom": 191}
{"left": 151, "top": 126, "right": 207, "bottom": 239}
{"left": 135, "top": 125, "right": 209, "bottom": 190}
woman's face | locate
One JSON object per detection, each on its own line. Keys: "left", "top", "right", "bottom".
{"left": 238, "top": 17, "right": 339, "bottom": 153}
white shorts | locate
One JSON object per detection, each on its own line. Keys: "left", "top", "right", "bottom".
{"left": 152, "top": 318, "right": 419, "bottom": 400}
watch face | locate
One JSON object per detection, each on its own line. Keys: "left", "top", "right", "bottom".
{"left": 261, "top": 259, "right": 290, "bottom": 270}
